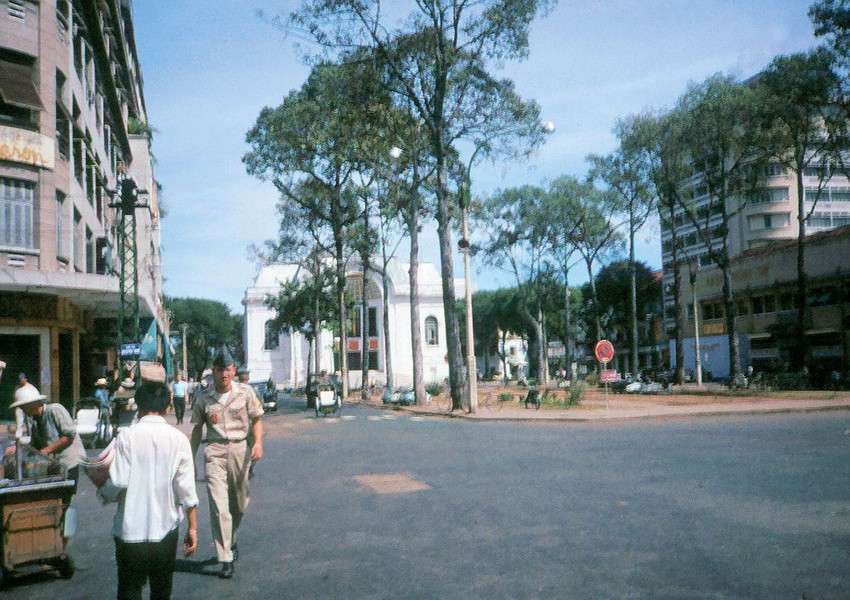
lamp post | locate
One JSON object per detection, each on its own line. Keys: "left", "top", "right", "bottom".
{"left": 180, "top": 323, "right": 189, "bottom": 380}
{"left": 689, "top": 258, "right": 703, "bottom": 386}
{"left": 460, "top": 162, "right": 479, "bottom": 414}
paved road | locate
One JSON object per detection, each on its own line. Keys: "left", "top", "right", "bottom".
{"left": 7, "top": 401, "right": 850, "bottom": 599}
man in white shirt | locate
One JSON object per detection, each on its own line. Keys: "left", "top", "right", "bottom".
{"left": 98, "top": 380, "right": 198, "bottom": 599}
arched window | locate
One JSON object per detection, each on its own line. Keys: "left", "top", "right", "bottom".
{"left": 264, "top": 320, "right": 279, "bottom": 350}
{"left": 424, "top": 316, "right": 439, "bottom": 346}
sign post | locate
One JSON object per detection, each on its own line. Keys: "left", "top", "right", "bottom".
{"left": 595, "top": 340, "right": 615, "bottom": 410}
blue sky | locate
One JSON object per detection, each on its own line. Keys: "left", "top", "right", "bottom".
{"left": 131, "top": 1, "right": 819, "bottom": 312}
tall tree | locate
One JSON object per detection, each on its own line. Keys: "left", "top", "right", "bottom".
{"left": 474, "top": 185, "right": 552, "bottom": 384}
{"left": 588, "top": 121, "right": 655, "bottom": 375}
{"left": 386, "top": 118, "right": 438, "bottom": 405}
{"left": 621, "top": 109, "right": 691, "bottom": 384}
{"left": 758, "top": 49, "right": 841, "bottom": 370}
{"left": 290, "top": 0, "right": 553, "bottom": 410}
{"left": 550, "top": 176, "right": 623, "bottom": 344}
{"left": 675, "top": 74, "right": 773, "bottom": 385}
{"left": 244, "top": 59, "right": 388, "bottom": 399}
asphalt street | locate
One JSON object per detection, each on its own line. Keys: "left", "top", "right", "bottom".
{"left": 6, "top": 400, "right": 850, "bottom": 599}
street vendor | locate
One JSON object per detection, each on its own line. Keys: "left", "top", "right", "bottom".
{"left": 9, "top": 385, "right": 85, "bottom": 491}
{"left": 8, "top": 385, "right": 85, "bottom": 549}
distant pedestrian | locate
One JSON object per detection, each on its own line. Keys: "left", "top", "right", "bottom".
{"left": 95, "top": 377, "right": 112, "bottom": 439}
{"left": 14, "top": 372, "right": 35, "bottom": 443}
{"left": 190, "top": 347, "right": 264, "bottom": 579}
{"left": 171, "top": 372, "right": 188, "bottom": 425}
{"left": 97, "top": 380, "right": 198, "bottom": 599}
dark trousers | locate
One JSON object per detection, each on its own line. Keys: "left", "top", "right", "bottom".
{"left": 115, "top": 527, "right": 179, "bottom": 600}
{"left": 173, "top": 397, "right": 186, "bottom": 424}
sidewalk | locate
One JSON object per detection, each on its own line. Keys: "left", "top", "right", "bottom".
{"left": 355, "top": 387, "right": 850, "bottom": 422}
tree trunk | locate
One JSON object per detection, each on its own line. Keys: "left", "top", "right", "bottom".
{"left": 336, "top": 239, "right": 349, "bottom": 399}
{"left": 434, "top": 158, "right": 465, "bottom": 411}
{"left": 629, "top": 215, "right": 639, "bottom": 374}
{"left": 408, "top": 198, "right": 426, "bottom": 406}
{"left": 721, "top": 260, "right": 742, "bottom": 385}
{"left": 381, "top": 265, "right": 393, "bottom": 390}
{"left": 563, "top": 261, "right": 572, "bottom": 379}
{"left": 668, "top": 201, "right": 685, "bottom": 385}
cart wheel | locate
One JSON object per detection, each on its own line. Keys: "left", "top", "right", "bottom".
{"left": 57, "top": 554, "right": 75, "bottom": 579}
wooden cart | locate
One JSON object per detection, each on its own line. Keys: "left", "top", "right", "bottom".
{"left": 0, "top": 441, "right": 75, "bottom": 586}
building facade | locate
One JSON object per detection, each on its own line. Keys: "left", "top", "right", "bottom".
{"left": 674, "top": 225, "right": 850, "bottom": 383}
{"left": 661, "top": 163, "right": 850, "bottom": 336}
{"left": 0, "top": 0, "right": 164, "bottom": 416}
{"left": 243, "top": 260, "right": 459, "bottom": 389}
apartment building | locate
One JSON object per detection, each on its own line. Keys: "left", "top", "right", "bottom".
{"left": 661, "top": 162, "right": 850, "bottom": 379}
{"left": 0, "top": 0, "right": 164, "bottom": 415}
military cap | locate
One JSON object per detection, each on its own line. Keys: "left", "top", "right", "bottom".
{"left": 212, "top": 346, "right": 235, "bottom": 368}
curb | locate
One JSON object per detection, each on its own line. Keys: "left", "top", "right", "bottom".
{"left": 343, "top": 399, "right": 850, "bottom": 423}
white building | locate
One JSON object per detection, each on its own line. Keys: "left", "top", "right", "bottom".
{"left": 243, "top": 260, "right": 462, "bottom": 389}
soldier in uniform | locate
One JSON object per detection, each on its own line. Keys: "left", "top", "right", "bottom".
{"left": 190, "top": 347, "right": 263, "bottom": 579}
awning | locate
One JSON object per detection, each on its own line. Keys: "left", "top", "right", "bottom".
{"left": 0, "top": 59, "right": 44, "bottom": 111}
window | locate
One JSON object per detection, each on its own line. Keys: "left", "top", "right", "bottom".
{"left": 368, "top": 306, "right": 378, "bottom": 337}
{"left": 750, "top": 187, "right": 788, "bottom": 205}
{"left": 762, "top": 164, "right": 787, "bottom": 177}
{"left": 0, "top": 178, "right": 35, "bottom": 248}
{"left": 85, "top": 227, "right": 94, "bottom": 273}
{"left": 264, "top": 320, "right": 279, "bottom": 350}
{"left": 56, "top": 191, "right": 66, "bottom": 257}
{"left": 424, "top": 316, "right": 439, "bottom": 346}
{"left": 8, "top": 0, "right": 26, "bottom": 22}
{"left": 73, "top": 209, "right": 82, "bottom": 270}
{"left": 737, "top": 299, "right": 748, "bottom": 316}
{"left": 749, "top": 212, "right": 790, "bottom": 231}
{"left": 809, "top": 211, "right": 850, "bottom": 229}
{"left": 752, "top": 295, "right": 775, "bottom": 314}
{"left": 348, "top": 310, "right": 360, "bottom": 338}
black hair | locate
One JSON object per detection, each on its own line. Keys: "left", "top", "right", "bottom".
{"left": 134, "top": 381, "right": 171, "bottom": 415}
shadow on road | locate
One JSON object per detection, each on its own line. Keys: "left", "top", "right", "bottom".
{"left": 174, "top": 557, "right": 220, "bottom": 577}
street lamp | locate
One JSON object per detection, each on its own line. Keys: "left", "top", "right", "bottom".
{"left": 689, "top": 258, "right": 703, "bottom": 386}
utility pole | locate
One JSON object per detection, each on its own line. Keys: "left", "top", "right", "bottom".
{"left": 109, "top": 172, "right": 148, "bottom": 382}
{"left": 690, "top": 259, "right": 703, "bottom": 386}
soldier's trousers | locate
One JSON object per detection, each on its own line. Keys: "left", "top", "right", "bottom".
{"left": 204, "top": 440, "right": 250, "bottom": 563}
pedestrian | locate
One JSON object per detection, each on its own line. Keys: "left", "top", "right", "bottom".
{"left": 235, "top": 365, "right": 260, "bottom": 479}
{"left": 171, "top": 372, "right": 188, "bottom": 425}
{"left": 9, "top": 384, "right": 85, "bottom": 547}
{"left": 14, "top": 372, "right": 35, "bottom": 443}
{"left": 94, "top": 377, "right": 112, "bottom": 440}
{"left": 96, "top": 380, "right": 198, "bottom": 599}
{"left": 190, "top": 347, "right": 263, "bottom": 579}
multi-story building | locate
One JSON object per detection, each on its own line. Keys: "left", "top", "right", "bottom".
{"left": 677, "top": 225, "right": 850, "bottom": 384}
{"left": 661, "top": 160, "right": 850, "bottom": 379}
{"left": 0, "top": 0, "right": 165, "bottom": 416}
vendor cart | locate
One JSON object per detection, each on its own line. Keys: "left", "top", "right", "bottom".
{"left": 0, "top": 438, "right": 76, "bottom": 586}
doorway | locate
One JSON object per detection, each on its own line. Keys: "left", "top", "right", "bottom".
{"left": 0, "top": 335, "right": 40, "bottom": 421}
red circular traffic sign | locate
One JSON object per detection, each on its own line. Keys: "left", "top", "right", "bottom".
{"left": 595, "top": 339, "right": 615, "bottom": 363}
